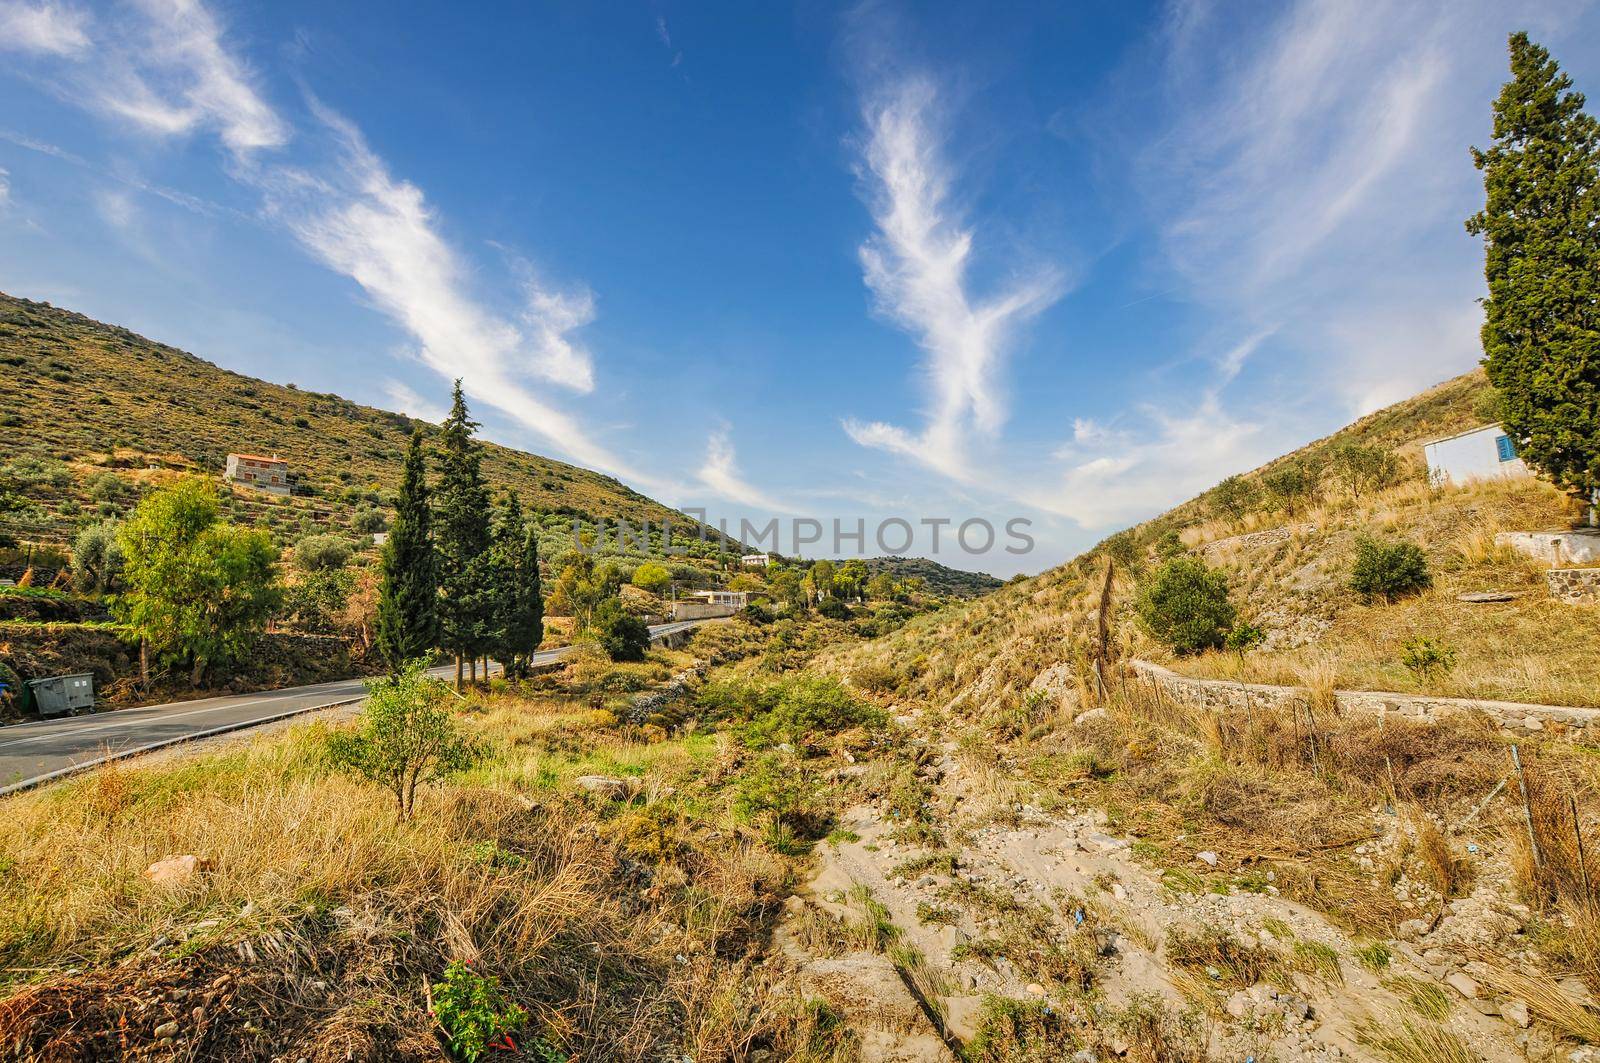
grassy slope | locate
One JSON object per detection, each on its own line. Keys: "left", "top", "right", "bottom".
{"left": 0, "top": 292, "right": 733, "bottom": 557}
{"left": 818, "top": 369, "right": 1597, "bottom": 710}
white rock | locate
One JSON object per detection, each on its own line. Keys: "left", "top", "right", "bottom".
{"left": 1501, "top": 998, "right": 1531, "bottom": 1028}
{"left": 144, "top": 854, "right": 208, "bottom": 887}
{"left": 1445, "top": 971, "right": 1479, "bottom": 1000}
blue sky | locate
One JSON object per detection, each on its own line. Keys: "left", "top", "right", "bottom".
{"left": 1, "top": 0, "right": 1596, "bottom": 575}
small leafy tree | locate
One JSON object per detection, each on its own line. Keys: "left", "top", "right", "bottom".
{"left": 430, "top": 960, "right": 528, "bottom": 1062}
{"left": 71, "top": 520, "right": 123, "bottom": 593}
{"left": 591, "top": 597, "right": 649, "bottom": 662}
{"left": 1349, "top": 536, "right": 1431, "bottom": 603}
{"left": 115, "top": 479, "right": 281, "bottom": 686}
{"left": 328, "top": 659, "right": 479, "bottom": 820}
{"left": 1135, "top": 557, "right": 1237, "bottom": 654}
{"left": 1327, "top": 443, "right": 1402, "bottom": 499}
{"left": 631, "top": 561, "right": 671, "bottom": 595}
{"left": 1401, "top": 637, "right": 1457, "bottom": 681}
{"left": 293, "top": 534, "right": 352, "bottom": 573}
{"left": 1262, "top": 464, "right": 1314, "bottom": 515}
{"left": 1225, "top": 621, "right": 1266, "bottom": 663}
{"left": 1209, "top": 475, "right": 1262, "bottom": 521}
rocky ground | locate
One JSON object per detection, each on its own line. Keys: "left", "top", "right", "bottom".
{"left": 778, "top": 706, "right": 1588, "bottom": 1062}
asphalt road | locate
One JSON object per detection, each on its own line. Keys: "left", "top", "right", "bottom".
{"left": 0, "top": 619, "right": 708, "bottom": 796}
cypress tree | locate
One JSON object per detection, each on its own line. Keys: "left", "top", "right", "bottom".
{"left": 489, "top": 491, "right": 544, "bottom": 678}
{"left": 1467, "top": 33, "right": 1600, "bottom": 506}
{"left": 434, "top": 381, "right": 494, "bottom": 687}
{"left": 376, "top": 430, "right": 439, "bottom": 669}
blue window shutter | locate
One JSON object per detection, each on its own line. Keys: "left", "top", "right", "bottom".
{"left": 1496, "top": 434, "right": 1516, "bottom": 462}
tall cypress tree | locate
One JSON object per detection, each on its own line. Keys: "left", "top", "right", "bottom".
{"left": 376, "top": 430, "right": 438, "bottom": 669}
{"left": 434, "top": 381, "right": 494, "bottom": 687}
{"left": 1467, "top": 33, "right": 1600, "bottom": 505}
{"left": 489, "top": 490, "right": 544, "bottom": 678}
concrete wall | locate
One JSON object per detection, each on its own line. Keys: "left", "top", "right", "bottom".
{"left": 1127, "top": 659, "right": 1600, "bottom": 740}
{"left": 671, "top": 601, "right": 739, "bottom": 621}
{"left": 1498, "top": 529, "right": 1600, "bottom": 567}
{"left": 1423, "top": 424, "right": 1528, "bottom": 486}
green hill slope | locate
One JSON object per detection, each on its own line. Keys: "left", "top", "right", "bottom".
{"left": 821, "top": 369, "right": 1596, "bottom": 710}
{"left": 0, "top": 293, "right": 734, "bottom": 563}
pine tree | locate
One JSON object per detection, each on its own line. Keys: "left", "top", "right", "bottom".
{"left": 376, "top": 430, "right": 439, "bottom": 670}
{"left": 489, "top": 491, "right": 544, "bottom": 678}
{"left": 1467, "top": 32, "right": 1600, "bottom": 504}
{"left": 433, "top": 381, "right": 494, "bottom": 687}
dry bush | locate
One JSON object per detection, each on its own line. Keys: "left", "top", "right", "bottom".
{"left": 1476, "top": 965, "right": 1600, "bottom": 1043}
{"left": 1356, "top": 1012, "right": 1477, "bottom": 1063}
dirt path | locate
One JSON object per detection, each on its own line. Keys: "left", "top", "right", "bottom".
{"left": 781, "top": 717, "right": 1540, "bottom": 1061}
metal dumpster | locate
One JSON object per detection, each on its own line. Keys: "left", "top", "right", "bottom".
{"left": 26, "top": 673, "right": 95, "bottom": 717}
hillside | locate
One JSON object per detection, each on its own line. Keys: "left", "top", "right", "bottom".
{"left": 856, "top": 555, "right": 1004, "bottom": 598}
{"left": 0, "top": 293, "right": 736, "bottom": 563}
{"left": 778, "top": 368, "right": 1600, "bottom": 1058}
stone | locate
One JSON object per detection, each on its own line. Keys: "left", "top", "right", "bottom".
{"left": 143, "top": 855, "right": 209, "bottom": 887}
{"left": 1195, "top": 851, "right": 1219, "bottom": 867}
{"left": 1026, "top": 982, "right": 1045, "bottom": 996}
{"left": 574, "top": 775, "right": 632, "bottom": 799}
{"left": 1093, "top": 928, "right": 1120, "bottom": 956}
{"left": 153, "top": 1021, "right": 179, "bottom": 1040}
{"left": 1501, "top": 998, "right": 1531, "bottom": 1028}
{"left": 1445, "top": 972, "right": 1479, "bottom": 1000}
{"left": 1225, "top": 990, "right": 1253, "bottom": 1019}
{"left": 1456, "top": 591, "right": 1517, "bottom": 603}
{"left": 1396, "top": 919, "right": 1429, "bottom": 941}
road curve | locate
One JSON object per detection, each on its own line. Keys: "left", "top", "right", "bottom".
{"left": 0, "top": 619, "right": 709, "bottom": 796}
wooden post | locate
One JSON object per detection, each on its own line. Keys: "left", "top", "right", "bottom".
{"left": 1512, "top": 745, "right": 1542, "bottom": 872}
{"left": 1572, "top": 794, "right": 1591, "bottom": 903}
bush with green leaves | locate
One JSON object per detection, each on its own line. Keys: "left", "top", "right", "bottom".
{"left": 292, "top": 533, "right": 353, "bottom": 573}
{"left": 630, "top": 561, "right": 670, "bottom": 595}
{"left": 71, "top": 520, "right": 123, "bottom": 594}
{"left": 1349, "top": 537, "right": 1431, "bottom": 603}
{"left": 350, "top": 505, "right": 388, "bottom": 534}
{"left": 1224, "top": 622, "right": 1266, "bottom": 661}
{"left": 1209, "top": 474, "right": 1262, "bottom": 520}
{"left": 816, "top": 596, "right": 851, "bottom": 620}
{"left": 1135, "top": 557, "right": 1237, "bottom": 655}
{"left": 328, "top": 660, "right": 480, "bottom": 820}
{"left": 1262, "top": 463, "right": 1315, "bottom": 513}
{"left": 699, "top": 674, "right": 886, "bottom": 748}
{"left": 589, "top": 597, "right": 649, "bottom": 662}
{"left": 1327, "top": 442, "right": 1404, "bottom": 498}
{"left": 1401, "top": 638, "right": 1457, "bottom": 680}
{"left": 429, "top": 960, "right": 528, "bottom": 1063}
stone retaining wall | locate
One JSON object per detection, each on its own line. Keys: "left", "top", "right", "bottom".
{"left": 1547, "top": 567, "right": 1600, "bottom": 605}
{"left": 1127, "top": 659, "right": 1600, "bottom": 740}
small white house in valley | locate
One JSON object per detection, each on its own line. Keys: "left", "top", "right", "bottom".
{"left": 741, "top": 552, "right": 775, "bottom": 568}
{"left": 1422, "top": 424, "right": 1530, "bottom": 487}
{"left": 224, "top": 453, "right": 291, "bottom": 496}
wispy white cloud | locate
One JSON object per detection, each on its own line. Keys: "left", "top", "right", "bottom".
{"left": 92, "top": 186, "right": 136, "bottom": 231}
{"left": 4, "top": 0, "right": 650, "bottom": 487}
{"left": 262, "top": 102, "right": 636, "bottom": 479}
{"left": 0, "top": 167, "right": 10, "bottom": 211}
{"left": 696, "top": 426, "right": 787, "bottom": 512}
{"left": 844, "top": 75, "right": 1062, "bottom": 482}
{"left": 382, "top": 379, "right": 448, "bottom": 425}
{"left": 0, "top": 0, "right": 89, "bottom": 56}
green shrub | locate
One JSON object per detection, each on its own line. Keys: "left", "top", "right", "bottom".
{"left": 351, "top": 505, "right": 387, "bottom": 534}
{"left": 328, "top": 660, "right": 480, "bottom": 820}
{"left": 592, "top": 597, "right": 649, "bottom": 661}
{"left": 816, "top": 597, "right": 851, "bottom": 620}
{"left": 630, "top": 561, "right": 670, "bottom": 595}
{"left": 429, "top": 960, "right": 528, "bottom": 1063}
{"left": 292, "top": 533, "right": 353, "bottom": 573}
{"left": 71, "top": 520, "right": 123, "bottom": 594}
{"left": 1135, "top": 557, "right": 1237, "bottom": 654}
{"left": 1208, "top": 474, "right": 1262, "bottom": 520}
{"left": 1224, "top": 621, "right": 1266, "bottom": 661}
{"left": 1327, "top": 442, "right": 1404, "bottom": 497}
{"left": 698, "top": 674, "right": 886, "bottom": 748}
{"left": 1400, "top": 637, "right": 1457, "bottom": 680}
{"left": 1349, "top": 536, "right": 1431, "bottom": 602}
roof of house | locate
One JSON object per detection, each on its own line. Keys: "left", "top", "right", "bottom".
{"left": 228, "top": 453, "right": 287, "bottom": 464}
{"left": 1422, "top": 423, "right": 1503, "bottom": 448}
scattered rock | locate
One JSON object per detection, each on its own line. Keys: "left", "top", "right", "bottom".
{"left": 1195, "top": 851, "right": 1219, "bottom": 868}
{"left": 1501, "top": 998, "right": 1531, "bottom": 1028}
{"left": 574, "top": 775, "right": 632, "bottom": 799}
{"left": 153, "top": 1021, "right": 179, "bottom": 1040}
{"left": 1457, "top": 591, "right": 1517, "bottom": 603}
{"left": 1445, "top": 971, "right": 1479, "bottom": 1000}
{"left": 1025, "top": 982, "right": 1045, "bottom": 996}
{"left": 1225, "top": 990, "right": 1253, "bottom": 1019}
{"left": 143, "top": 854, "right": 209, "bottom": 886}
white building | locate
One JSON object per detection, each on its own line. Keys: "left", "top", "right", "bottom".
{"left": 741, "top": 552, "right": 774, "bottom": 568}
{"left": 1422, "top": 424, "right": 1530, "bottom": 487}
{"left": 690, "top": 590, "right": 748, "bottom": 608}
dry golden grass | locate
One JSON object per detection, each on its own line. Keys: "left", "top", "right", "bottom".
{"left": 1356, "top": 1012, "right": 1477, "bottom": 1063}
{"left": 0, "top": 678, "right": 823, "bottom": 1061}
